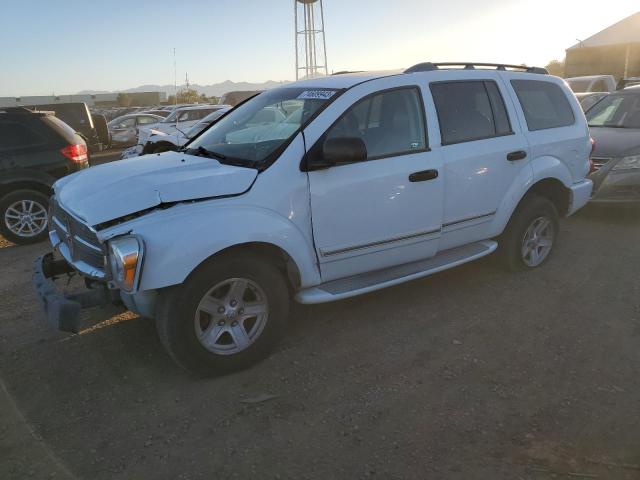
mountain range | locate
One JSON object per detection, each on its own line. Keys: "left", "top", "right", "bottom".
{"left": 77, "top": 80, "right": 290, "bottom": 97}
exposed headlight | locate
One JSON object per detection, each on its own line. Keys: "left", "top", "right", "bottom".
{"left": 613, "top": 155, "right": 640, "bottom": 171}
{"left": 108, "top": 236, "right": 144, "bottom": 292}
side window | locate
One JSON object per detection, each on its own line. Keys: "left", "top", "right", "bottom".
{"left": 326, "top": 87, "right": 427, "bottom": 159}
{"left": 511, "top": 80, "right": 575, "bottom": 131}
{"left": 115, "top": 117, "right": 136, "bottom": 128}
{"left": 0, "top": 121, "right": 45, "bottom": 150}
{"left": 137, "top": 116, "right": 159, "bottom": 125}
{"left": 430, "top": 80, "right": 512, "bottom": 145}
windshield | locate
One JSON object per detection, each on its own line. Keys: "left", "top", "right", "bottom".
{"left": 567, "top": 79, "right": 593, "bottom": 93}
{"left": 186, "top": 87, "right": 339, "bottom": 168}
{"left": 586, "top": 94, "right": 640, "bottom": 128}
{"left": 186, "top": 109, "right": 229, "bottom": 139}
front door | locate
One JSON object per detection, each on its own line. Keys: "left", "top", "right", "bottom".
{"left": 306, "top": 84, "right": 444, "bottom": 282}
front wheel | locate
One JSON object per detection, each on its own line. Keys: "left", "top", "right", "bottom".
{"left": 499, "top": 195, "right": 559, "bottom": 271}
{"left": 155, "top": 253, "right": 290, "bottom": 376}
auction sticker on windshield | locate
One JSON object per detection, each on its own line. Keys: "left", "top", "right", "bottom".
{"left": 297, "top": 90, "right": 337, "bottom": 100}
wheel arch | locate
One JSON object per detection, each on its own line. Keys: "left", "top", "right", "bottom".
{"left": 108, "top": 204, "right": 321, "bottom": 292}
{"left": 0, "top": 177, "right": 53, "bottom": 200}
{"left": 189, "top": 241, "right": 304, "bottom": 293}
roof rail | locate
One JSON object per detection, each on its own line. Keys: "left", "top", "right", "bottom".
{"left": 331, "top": 70, "right": 365, "bottom": 75}
{"left": 0, "top": 107, "right": 54, "bottom": 116}
{"left": 404, "top": 62, "right": 548, "bottom": 75}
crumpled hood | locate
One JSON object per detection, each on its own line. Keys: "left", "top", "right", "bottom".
{"left": 591, "top": 127, "right": 640, "bottom": 158}
{"left": 55, "top": 151, "right": 257, "bottom": 226}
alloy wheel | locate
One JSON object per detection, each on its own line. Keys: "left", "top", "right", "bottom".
{"left": 521, "top": 216, "right": 554, "bottom": 267}
{"left": 194, "top": 277, "right": 269, "bottom": 355}
{"left": 4, "top": 200, "right": 48, "bottom": 238}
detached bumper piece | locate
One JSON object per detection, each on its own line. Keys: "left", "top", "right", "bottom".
{"left": 32, "top": 253, "right": 122, "bottom": 333}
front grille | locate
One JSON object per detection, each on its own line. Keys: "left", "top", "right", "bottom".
{"left": 591, "top": 157, "right": 612, "bottom": 172}
{"left": 51, "top": 198, "right": 105, "bottom": 273}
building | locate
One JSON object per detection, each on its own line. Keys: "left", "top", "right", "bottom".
{"left": 565, "top": 12, "right": 640, "bottom": 80}
{"left": 0, "top": 91, "right": 167, "bottom": 108}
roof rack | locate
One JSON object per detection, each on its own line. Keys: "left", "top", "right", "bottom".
{"left": 331, "top": 70, "right": 365, "bottom": 76}
{"left": 404, "top": 62, "right": 548, "bottom": 75}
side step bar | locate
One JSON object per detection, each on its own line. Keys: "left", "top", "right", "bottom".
{"left": 296, "top": 240, "right": 497, "bottom": 304}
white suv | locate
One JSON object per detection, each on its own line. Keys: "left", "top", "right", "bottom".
{"left": 33, "top": 63, "right": 593, "bottom": 375}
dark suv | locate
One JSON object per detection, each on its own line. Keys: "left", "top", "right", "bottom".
{"left": 0, "top": 107, "right": 89, "bottom": 245}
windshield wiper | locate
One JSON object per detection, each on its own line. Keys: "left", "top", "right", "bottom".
{"left": 187, "top": 146, "right": 227, "bottom": 160}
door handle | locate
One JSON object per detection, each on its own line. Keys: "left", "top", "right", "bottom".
{"left": 409, "top": 169, "right": 438, "bottom": 182}
{"left": 507, "top": 150, "right": 527, "bottom": 161}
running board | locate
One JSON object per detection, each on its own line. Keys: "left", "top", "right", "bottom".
{"left": 296, "top": 240, "right": 497, "bottom": 304}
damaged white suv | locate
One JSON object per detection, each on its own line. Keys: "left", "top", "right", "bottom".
{"left": 33, "top": 63, "right": 593, "bottom": 375}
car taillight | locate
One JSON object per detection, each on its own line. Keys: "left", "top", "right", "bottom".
{"left": 60, "top": 144, "right": 88, "bottom": 164}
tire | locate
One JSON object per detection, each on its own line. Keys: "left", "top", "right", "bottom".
{"left": 499, "top": 194, "right": 559, "bottom": 271}
{"left": 92, "top": 114, "right": 111, "bottom": 148}
{"left": 0, "top": 189, "right": 50, "bottom": 245}
{"left": 155, "top": 253, "right": 290, "bottom": 376}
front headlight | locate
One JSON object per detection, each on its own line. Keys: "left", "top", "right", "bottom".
{"left": 108, "top": 236, "right": 144, "bottom": 292}
{"left": 613, "top": 155, "right": 640, "bottom": 171}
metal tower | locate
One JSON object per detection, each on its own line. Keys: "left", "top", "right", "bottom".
{"left": 295, "top": 0, "right": 328, "bottom": 80}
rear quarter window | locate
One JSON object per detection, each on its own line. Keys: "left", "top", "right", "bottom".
{"left": 511, "top": 80, "right": 575, "bottom": 131}
{"left": 0, "top": 120, "right": 47, "bottom": 149}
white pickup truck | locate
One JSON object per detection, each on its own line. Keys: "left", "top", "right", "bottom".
{"left": 33, "top": 62, "right": 593, "bottom": 375}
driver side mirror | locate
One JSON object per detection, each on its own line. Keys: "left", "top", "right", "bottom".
{"left": 306, "top": 137, "right": 367, "bottom": 171}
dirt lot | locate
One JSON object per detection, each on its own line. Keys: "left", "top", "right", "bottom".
{"left": 1, "top": 198, "right": 640, "bottom": 479}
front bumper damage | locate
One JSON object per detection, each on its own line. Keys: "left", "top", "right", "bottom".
{"left": 32, "top": 252, "right": 124, "bottom": 333}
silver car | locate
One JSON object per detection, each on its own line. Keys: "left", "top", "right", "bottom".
{"left": 587, "top": 89, "right": 640, "bottom": 204}
{"left": 108, "top": 113, "right": 163, "bottom": 146}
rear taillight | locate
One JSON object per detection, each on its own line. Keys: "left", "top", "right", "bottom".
{"left": 588, "top": 137, "right": 597, "bottom": 174}
{"left": 60, "top": 144, "right": 88, "bottom": 164}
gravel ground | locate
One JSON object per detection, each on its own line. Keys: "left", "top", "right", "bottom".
{"left": 1, "top": 202, "right": 640, "bottom": 480}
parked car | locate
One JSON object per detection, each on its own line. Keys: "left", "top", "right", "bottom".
{"left": 28, "top": 102, "right": 102, "bottom": 152}
{"left": 107, "top": 113, "right": 163, "bottom": 146}
{"left": 566, "top": 75, "right": 617, "bottom": 93}
{"left": 34, "top": 62, "right": 592, "bottom": 374}
{"left": 617, "top": 77, "right": 640, "bottom": 89}
{"left": 141, "top": 107, "right": 232, "bottom": 154}
{"left": 134, "top": 105, "right": 227, "bottom": 155}
{"left": 140, "top": 109, "right": 170, "bottom": 118}
{"left": 575, "top": 92, "right": 608, "bottom": 112}
{"left": 0, "top": 107, "right": 88, "bottom": 244}
{"left": 586, "top": 89, "right": 640, "bottom": 203}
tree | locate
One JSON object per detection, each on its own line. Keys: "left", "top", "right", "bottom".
{"left": 116, "top": 92, "right": 132, "bottom": 107}
{"left": 545, "top": 59, "right": 565, "bottom": 77}
{"left": 176, "top": 88, "right": 201, "bottom": 104}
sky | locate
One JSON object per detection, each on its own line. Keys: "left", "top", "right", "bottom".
{"left": 0, "top": 0, "right": 638, "bottom": 96}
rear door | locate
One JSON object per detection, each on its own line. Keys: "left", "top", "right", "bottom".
{"left": 428, "top": 72, "right": 531, "bottom": 249}
{"left": 304, "top": 77, "right": 444, "bottom": 282}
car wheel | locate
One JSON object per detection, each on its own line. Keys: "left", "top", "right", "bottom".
{"left": 499, "top": 195, "right": 559, "bottom": 271}
{"left": 155, "top": 253, "right": 290, "bottom": 376}
{"left": 0, "top": 190, "right": 50, "bottom": 245}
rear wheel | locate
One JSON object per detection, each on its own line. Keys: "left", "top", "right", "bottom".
{"left": 155, "top": 253, "right": 290, "bottom": 376}
{"left": 499, "top": 195, "right": 559, "bottom": 271}
{"left": 0, "top": 190, "right": 50, "bottom": 245}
